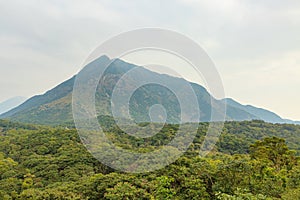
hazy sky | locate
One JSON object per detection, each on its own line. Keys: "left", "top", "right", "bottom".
{"left": 0, "top": 0, "right": 299, "bottom": 120}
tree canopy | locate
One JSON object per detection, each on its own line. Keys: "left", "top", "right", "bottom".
{"left": 0, "top": 119, "right": 300, "bottom": 199}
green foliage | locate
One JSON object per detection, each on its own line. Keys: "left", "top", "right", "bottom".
{"left": 216, "top": 188, "right": 270, "bottom": 200}
{"left": 250, "top": 136, "right": 297, "bottom": 170}
{"left": 153, "top": 176, "right": 176, "bottom": 199}
{"left": 105, "top": 182, "right": 152, "bottom": 200}
{"left": 281, "top": 188, "right": 300, "bottom": 199}
{"left": 0, "top": 119, "right": 300, "bottom": 199}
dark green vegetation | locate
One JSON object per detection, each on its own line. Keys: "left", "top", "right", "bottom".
{"left": 1, "top": 56, "right": 298, "bottom": 125}
{"left": 1, "top": 119, "right": 300, "bottom": 199}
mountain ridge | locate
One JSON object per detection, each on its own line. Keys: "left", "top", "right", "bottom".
{"left": 1, "top": 55, "right": 298, "bottom": 125}
{"left": 223, "top": 98, "right": 300, "bottom": 124}
{"left": 0, "top": 96, "right": 27, "bottom": 115}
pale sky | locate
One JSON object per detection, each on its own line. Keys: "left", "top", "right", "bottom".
{"left": 0, "top": 0, "right": 299, "bottom": 120}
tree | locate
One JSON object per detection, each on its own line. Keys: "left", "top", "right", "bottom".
{"left": 153, "top": 176, "right": 176, "bottom": 200}
{"left": 105, "top": 182, "right": 152, "bottom": 200}
{"left": 250, "top": 137, "right": 296, "bottom": 170}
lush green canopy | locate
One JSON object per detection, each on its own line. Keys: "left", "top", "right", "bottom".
{"left": 0, "top": 119, "right": 300, "bottom": 199}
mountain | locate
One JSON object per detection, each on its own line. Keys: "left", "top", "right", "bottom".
{"left": 0, "top": 96, "right": 27, "bottom": 115}
{"left": 0, "top": 55, "right": 297, "bottom": 125}
{"left": 224, "top": 98, "right": 300, "bottom": 125}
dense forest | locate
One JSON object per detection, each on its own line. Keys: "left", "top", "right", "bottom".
{"left": 1, "top": 119, "right": 300, "bottom": 199}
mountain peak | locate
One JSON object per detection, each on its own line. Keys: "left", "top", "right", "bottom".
{"left": 1, "top": 57, "right": 298, "bottom": 125}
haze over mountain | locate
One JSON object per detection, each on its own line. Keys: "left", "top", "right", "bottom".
{"left": 223, "top": 98, "right": 299, "bottom": 124}
{"left": 0, "top": 56, "right": 298, "bottom": 125}
{"left": 0, "top": 96, "right": 27, "bottom": 115}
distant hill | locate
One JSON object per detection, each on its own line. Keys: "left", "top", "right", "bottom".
{"left": 0, "top": 55, "right": 298, "bottom": 125}
{"left": 0, "top": 96, "right": 27, "bottom": 115}
{"left": 223, "top": 98, "right": 300, "bottom": 125}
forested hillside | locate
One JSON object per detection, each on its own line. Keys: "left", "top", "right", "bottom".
{"left": 0, "top": 119, "right": 300, "bottom": 199}
{"left": 2, "top": 56, "right": 298, "bottom": 125}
